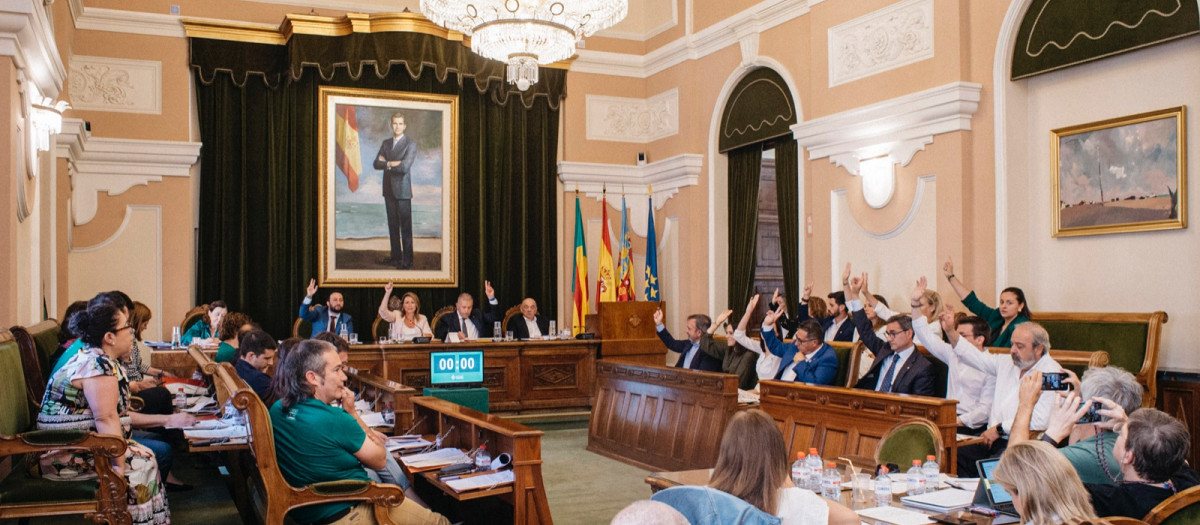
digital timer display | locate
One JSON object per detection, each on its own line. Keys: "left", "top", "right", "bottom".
{"left": 429, "top": 350, "right": 484, "bottom": 385}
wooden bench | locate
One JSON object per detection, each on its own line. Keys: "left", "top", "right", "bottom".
{"left": 210, "top": 362, "right": 408, "bottom": 525}
{"left": 588, "top": 359, "right": 739, "bottom": 472}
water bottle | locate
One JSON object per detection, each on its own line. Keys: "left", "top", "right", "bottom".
{"left": 191, "top": 368, "right": 204, "bottom": 382}
{"left": 171, "top": 326, "right": 182, "bottom": 349}
{"left": 906, "top": 460, "right": 926, "bottom": 495}
{"left": 383, "top": 402, "right": 394, "bottom": 425}
{"left": 805, "top": 448, "right": 823, "bottom": 491}
{"left": 875, "top": 467, "right": 892, "bottom": 504}
{"left": 339, "top": 325, "right": 349, "bottom": 341}
{"left": 493, "top": 321, "right": 502, "bottom": 340}
{"left": 548, "top": 320, "right": 557, "bottom": 338}
{"left": 174, "top": 388, "right": 187, "bottom": 410}
{"left": 474, "top": 445, "right": 491, "bottom": 471}
{"left": 821, "top": 462, "right": 841, "bottom": 500}
{"left": 923, "top": 455, "right": 940, "bottom": 491}
{"left": 791, "top": 452, "right": 808, "bottom": 488}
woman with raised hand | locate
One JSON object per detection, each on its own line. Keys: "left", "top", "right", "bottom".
{"left": 378, "top": 281, "right": 432, "bottom": 342}
{"left": 943, "top": 256, "right": 1030, "bottom": 347}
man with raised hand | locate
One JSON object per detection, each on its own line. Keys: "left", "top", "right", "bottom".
{"left": 299, "top": 278, "right": 354, "bottom": 336}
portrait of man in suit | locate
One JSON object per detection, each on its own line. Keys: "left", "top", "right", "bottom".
{"left": 375, "top": 112, "right": 418, "bottom": 269}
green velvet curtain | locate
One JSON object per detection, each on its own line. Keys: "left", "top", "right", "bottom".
{"left": 194, "top": 49, "right": 560, "bottom": 338}
{"left": 727, "top": 144, "right": 762, "bottom": 311}
{"left": 774, "top": 138, "right": 800, "bottom": 317}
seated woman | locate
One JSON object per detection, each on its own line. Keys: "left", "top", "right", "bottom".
{"left": 943, "top": 257, "right": 1029, "bottom": 347}
{"left": 181, "top": 300, "right": 227, "bottom": 345}
{"left": 699, "top": 299, "right": 759, "bottom": 391}
{"left": 125, "top": 301, "right": 176, "bottom": 415}
{"left": 38, "top": 302, "right": 196, "bottom": 524}
{"left": 709, "top": 409, "right": 858, "bottom": 525}
{"left": 991, "top": 440, "right": 1102, "bottom": 525}
{"left": 377, "top": 282, "right": 432, "bottom": 341}
{"left": 214, "top": 312, "right": 253, "bottom": 363}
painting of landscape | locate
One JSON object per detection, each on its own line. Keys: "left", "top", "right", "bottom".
{"left": 1052, "top": 106, "right": 1186, "bottom": 237}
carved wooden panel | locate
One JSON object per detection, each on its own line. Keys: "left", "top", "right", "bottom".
{"left": 596, "top": 302, "right": 669, "bottom": 365}
{"left": 1158, "top": 376, "right": 1200, "bottom": 469}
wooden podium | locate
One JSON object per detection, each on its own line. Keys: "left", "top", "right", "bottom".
{"left": 595, "top": 301, "right": 669, "bottom": 366}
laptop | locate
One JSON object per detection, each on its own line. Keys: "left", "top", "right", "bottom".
{"left": 972, "top": 458, "right": 1020, "bottom": 524}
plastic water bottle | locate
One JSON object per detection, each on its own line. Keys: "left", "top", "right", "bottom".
{"left": 174, "top": 388, "right": 187, "bottom": 410}
{"left": 821, "top": 462, "right": 841, "bottom": 500}
{"left": 923, "top": 455, "right": 940, "bottom": 490}
{"left": 383, "top": 403, "right": 394, "bottom": 424}
{"left": 906, "top": 459, "right": 926, "bottom": 495}
{"left": 875, "top": 467, "right": 892, "bottom": 504}
{"left": 805, "top": 448, "right": 823, "bottom": 491}
{"left": 548, "top": 320, "right": 557, "bottom": 338}
{"left": 493, "top": 322, "right": 502, "bottom": 340}
{"left": 191, "top": 368, "right": 204, "bottom": 382}
{"left": 474, "top": 445, "right": 491, "bottom": 471}
{"left": 339, "top": 325, "right": 349, "bottom": 341}
{"left": 791, "top": 452, "right": 808, "bottom": 488}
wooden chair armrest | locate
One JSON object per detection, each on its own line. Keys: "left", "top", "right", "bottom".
{"left": 0, "top": 429, "right": 128, "bottom": 457}
{"left": 289, "top": 481, "right": 405, "bottom": 525}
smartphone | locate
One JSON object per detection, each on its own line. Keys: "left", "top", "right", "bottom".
{"left": 1041, "top": 372, "right": 1069, "bottom": 391}
{"left": 1077, "top": 401, "right": 1103, "bottom": 424}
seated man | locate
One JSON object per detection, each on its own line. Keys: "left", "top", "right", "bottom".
{"left": 1085, "top": 406, "right": 1197, "bottom": 519}
{"left": 843, "top": 274, "right": 937, "bottom": 397}
{"left": 434, "top": 281, "right": 500, "bottom": 340}
{"left": 653, "top": 308, "right": 722, "bottom": 372}
{"left": 911, "top": 277, "right": 996, "bottom": 434}
{"left": 761, "top": 306, "right": 838, "bottom": 386}
{"left": 299, "top": 278, "right": 354, "bottom": 336}
{"left": 1009, "top": 366, "right": 1143, "bottom": 485}
{"left": 796, "top": 288, "right": 858, "bottom": 342}
{"left": 234, "top": 329, "right": 277, "bottom": 402}
{"left": 506, "top": 297, "right": 549, "bottom": 339}
{"left": 270, "top": 339, "right": 447, "bottom": 525}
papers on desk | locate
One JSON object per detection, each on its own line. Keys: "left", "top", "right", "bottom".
{"left": 443, "top": 469, "right": 514, "bottom": 493}
{"left": 857, "top": 506, "right": 934, "bottom": 525}
{"left": 387, "top": 436, "right": 432, "bottom": 453}
{"left": 355, "top": 399, "right": 373, "bottom": 412}
{"left": 183, "top": 396, "right": 216, "bottom": 413}
{"left": 900, "top": 488, "right": 974, "bottom": 512}
{"left": 737, "top": 389, "right": 760, "bottom": 404}
{"left": 184, "top": 424, "right": 248, "bottom": 441}
{"left": 359, "top": 411, "right": 390, "bottom": 428}
{"left": 400, "top": 448, "right": 469, "bottom": 469}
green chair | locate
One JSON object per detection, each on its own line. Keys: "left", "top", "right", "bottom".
{"left": 10, "top": 320, "right": 59, "bottom": 417}
{"left": 1146, "top": 484, "right": 1200, "bottom": 525}
{"left": 875, "top": 418, "right": 943, "bottom": 471}
{"left": 828, "top": 341, "right": 858, "bottom": 388}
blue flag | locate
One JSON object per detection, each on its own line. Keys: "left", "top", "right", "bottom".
{"left": 644, "top": 194, "right": 659, "bottom": 300}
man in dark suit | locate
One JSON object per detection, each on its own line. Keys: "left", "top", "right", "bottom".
{"left": 844, "top": 273, "right": 937, "bottom": 397}
{"left": 794, "top": 286, "right": 857, "bottom": 342}
{"left": 507, "top": 298, "right": 550, "bottom": 339}
{"left": 653, "top": 308, "right": 722, "bottom": 372}
{"left": 373, "top": 112, "right": 419, "bottom": 269}
{"left": 299, "top": 278, "right": 354, "bottom": 336}
{"left": 435, "top": 280, "right": 502, "bottom": 341}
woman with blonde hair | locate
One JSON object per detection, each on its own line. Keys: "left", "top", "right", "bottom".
{"left": 992, "top": 440, "right": 1103, "bottom": 525}
{"left": 709, "top": 409, "right": 858, "bottom": 525}
{"left": 378, "top": 281, "right": 432, "bottom": 341}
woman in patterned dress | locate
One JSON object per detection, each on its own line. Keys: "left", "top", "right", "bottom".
{"left": 37, "top": 301, "right": 191, "bottom": 524}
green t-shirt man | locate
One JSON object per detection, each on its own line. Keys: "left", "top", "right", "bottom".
{"left": 270, "top": 397, "right": 368, "bottom": 524}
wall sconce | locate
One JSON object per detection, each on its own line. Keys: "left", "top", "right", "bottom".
{"left": 858, "top": 156, "right": 894, "bottom": 209}
{"left": 30, "top": 98, "right": 69, "bottom": 152}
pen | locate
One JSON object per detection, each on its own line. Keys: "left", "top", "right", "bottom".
{"left": 968, "top": 506, "right": 998, "bottom": 517}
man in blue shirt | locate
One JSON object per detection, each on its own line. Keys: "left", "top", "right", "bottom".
{"left": 760, "top": 312, "right": 839, "bottom": 385}
{"left": 233, "top": 329, "right": 276, "bottom": 402}
{"left": 299, "top": 279, "right": 354, "bottom": 336}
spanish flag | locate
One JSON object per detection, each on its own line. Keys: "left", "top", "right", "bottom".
{"left": 596, "top": 193, "right": 616, "bottom": 304}
{"left": 334, "top": 104, "right": 362, "bottom": 192}
{"left": 571, "top": 196, "right": 589, "bottom": 336}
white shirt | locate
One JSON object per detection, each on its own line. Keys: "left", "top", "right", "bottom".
{"left": 523, "top": 317, "right": 542, "bottom": 338}
{"left": 874, "top": 302, "right": 943, "bottom": 340}
{"left": 951, "top": 339, "right": 1062, "bottom": 434}
{"left": 875, "top": 346, "right": 915, "bottom": 392}
{"left": 460, "top": 315, "right": 477, "bottom": 339}
{"left": 387, "top": 311, "right": 430, "bottom": 341}
{"left": 775, "top": 486, "right": 828, "bottom": 525}
{"left": 825, "top": 316, "right": 848, "bottom": 342}
{"left": 912, "top": 316, "right": 997, "bottom": 428}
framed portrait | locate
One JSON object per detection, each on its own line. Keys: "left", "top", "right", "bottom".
{"left": 318, "top": 87, "right": 458, "bottom": 286}
{"left": 1052, "top": 106, "right": 1187, "bottom": 238}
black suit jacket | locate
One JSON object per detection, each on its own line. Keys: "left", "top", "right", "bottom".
{"left": 657, "top": 327, "right": 723, "bottom": 372}
{"left": 796, "top": 303, "right": 857, "bottom": 342}
{"left": 373, "top": 136, "right": 418, "bottom": 200}
{"left": 435, "top": 300, "right": 501, "bottom": 340}
{"left": 850, "top": 308, "right": 938, "bottom": 396}
{"left": 507, "top": 314, "right": 550, "bottom": 340}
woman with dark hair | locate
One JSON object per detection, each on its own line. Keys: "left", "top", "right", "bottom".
{"left": 213, "top": 311, "right": 252, "bottom": 363}
{"left": 709, "top": 409, "right": 857, "bottom": 525}
{"left": 125, "top": 302, "right": 175, "bottom": 415}
{"left": 378, "top": 282, "right": 432, "bottom": 341}
{"left": 49, "top": 300, "right": 89, "bottom": 369}
{"left": 943, "top": 257, "right": 1031, "bottom": 347}
{"left": 181, "top": 300, "right": 227, "bottom": 345}
{"left": 37, "top": 302, "right": 196, "bottom": 524}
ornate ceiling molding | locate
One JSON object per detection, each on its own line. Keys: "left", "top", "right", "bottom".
{"left": 56, "top": 119, "right": 201, "bottom": 226}
{"left": 827, "top": 0, "right": 934, "bottom": 87}
{"left": 0, "top": 0, "right": 67, "bottom": 95}
{"left": 69, "top": 55, "right": 162, "bottom": 114}
{"left": 559, "top": 154, "right": 702, "bottom": 236}
{"left": 791, "top": 81, "right": 981, "bottom": 175}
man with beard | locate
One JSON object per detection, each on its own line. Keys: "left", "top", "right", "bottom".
{"left": 299, "top": 278, "right": 355, "bottom": 336}
{"left": 944, "top": 309, "right": 1062, "bottom": 477}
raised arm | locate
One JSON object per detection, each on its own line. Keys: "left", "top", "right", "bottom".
{"left": 733, "top": 295, "right": 764, "bottom": 354}
{"left": 378, "top": 282, "right": 397, "bottom": 322}
{"left": 942, "top": 256, "right": 971, "bottom": 300}
{"left": 709, "top": 309, "right": 733, "bottom": 335}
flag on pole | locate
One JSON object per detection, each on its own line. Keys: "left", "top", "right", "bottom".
{"left": 334, "top": 105, "right": 363, "bottom": 191}
{"left": 597, "top": 192, "right": 616, "bottom": 304}
{"left": 644, "top": 190, "right": 660, "bottom": 301}
{"left": 571, "top": 196, "right": 590, "bottom": 336}
{"left": 616, "top": 195, "right": 636, "bottom": 301}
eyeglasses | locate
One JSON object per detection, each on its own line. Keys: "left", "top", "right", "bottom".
{"left": 796, "top": 337, "right": 820, "bottom": 344}
{"left": 112, "top": 324, "right": 134, "bottom": 334}
{"left": 884, "top": 330, "right": 909, "bottom": 338}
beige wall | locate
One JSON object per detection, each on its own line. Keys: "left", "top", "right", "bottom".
{"left": 0, "top": 57, "right": 16, "bottom": 323}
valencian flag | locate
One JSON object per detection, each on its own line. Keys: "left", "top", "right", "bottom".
{"left": 596, "top": 192, "right": 616, "bottom": 304}
{"left": 334, "top": 105, "right": 363, "bottom": 191}
{"left": 644, "top": 190, "right": 660, "bottom": 301}
{"left": 616, "top": 195, "right": 636, "bottom": 301}
{"left": 571, "top": 196, "right": 589, "bottom": 336}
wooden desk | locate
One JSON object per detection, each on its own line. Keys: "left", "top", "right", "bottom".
{"left": 588, "top": 360, "right": 739, "bottom": 472}
{"left": 758, "top": 380, "right": 960, "bottom": 474}
{"left": 151, "top": 347, "right": 217, "bottom": 379}
{"left": 346, "top": 339, "right": 598, "bottom": 413}
{"left": 594, "top": 301, "right": 669, "bottom": 366}
{"left": 409, "top": 396, "right": 552, "bottom": 524}
{"left": 345, "top": 368, "right": 418, "bottom": 434}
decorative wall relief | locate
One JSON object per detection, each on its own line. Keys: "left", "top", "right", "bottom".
{"left": 69, "top": 56, "right": 162, "bottom": 114}
{"left": 586, "top": 88, "right": 679, "bottom": 143}
{"left": 828, "top": 0, "right": 934, "bottom": 87}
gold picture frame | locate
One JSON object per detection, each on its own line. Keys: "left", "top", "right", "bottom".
{"left": 1052, "top": 106, "right": 1186, "bottom": 237}
{"left": 318, "top": 86, "right": 458, "bottom": 286}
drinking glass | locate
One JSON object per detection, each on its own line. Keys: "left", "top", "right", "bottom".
{"left": 493, "top": 322, "right": 502, "bottom": 340}
{"left": 854, "top": 473, "right": 872, "bottom": 503}
{"left": 505, "top": 330, "right": 514, "bottom": 342}
{"left": 349, "top": 333, "right": 359, "bottom": 344}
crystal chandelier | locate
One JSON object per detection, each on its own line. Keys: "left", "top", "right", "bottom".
{"left": 420, "top": 0, "right": 628, "bottom": 91}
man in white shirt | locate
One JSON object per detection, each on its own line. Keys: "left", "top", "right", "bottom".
{"left": 943, "top": 309, "right": 1062, "bottom": 476}
{"left": 507, "top": 298, "right": 550, "bottom": 339}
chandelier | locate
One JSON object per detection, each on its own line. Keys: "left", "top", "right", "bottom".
{"left": 420, "top": 0, "right": 628, "bottom": 91}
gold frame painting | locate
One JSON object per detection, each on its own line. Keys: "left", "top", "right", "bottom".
{"left": 1052, "top": 106, "right": 1187, "bottom": 238}
{"left": 318, "top": 86, "right": 458, "bottom": 286}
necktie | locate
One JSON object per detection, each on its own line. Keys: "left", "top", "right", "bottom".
{"left": 330, "top": 315, "right": 337, "bottom": 331}
{"left": 879, "top": 354, "right": 899, "bottom": 392}
{"left": 462, "top": 316, "right": 476, "bottom": 339}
